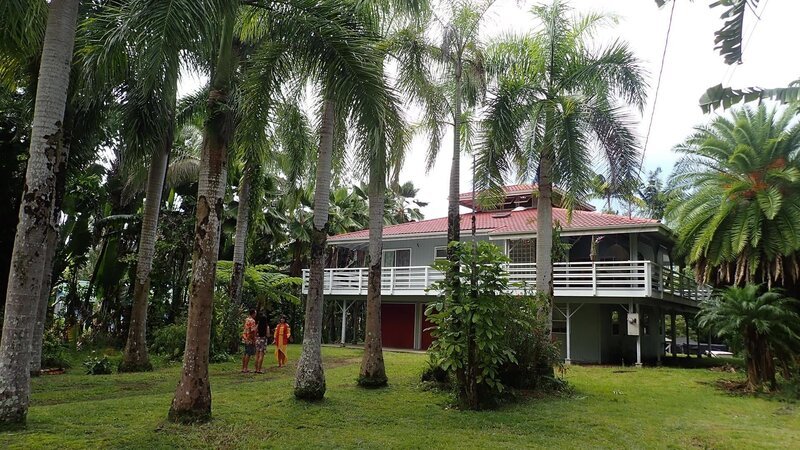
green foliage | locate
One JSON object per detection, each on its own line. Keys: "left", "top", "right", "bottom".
{"left": 40, "top": 330, "right": 71, "bottom": 370}
{"left": 215, "top": 261, "right": 301, "bottom": 308}
{"left": 667, "top": 105, "right": 800, "bottom": 286}
{"left": 82, "top": 353, "right": 113, "bottom": 375}
{"left": 426, "top": 241, "right": 551, "bottom": 408}
{"left": 498, "top": 296, "right": 563, "bottom": 391}
{"left": 150, "top": 324, "right": 187, "bottom": 361}
{"left": 477, "top": 1, "right": 647, "bottom": 211}
{"left": 698, "top": 284, "right": 800, "bottom": 390}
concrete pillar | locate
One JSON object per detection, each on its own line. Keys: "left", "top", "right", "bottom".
{"left": 635, "top": 303, "right": 642, "bottom": 367}
{"left": 670, "top": 312, "right": 677, "bottom": 357}
{"left": 340, "top": 300, "right": 348, "bottom": 346}
{"left": 565, "top": 303, "right": 572, "bottom": 365}
{"left": 656, "top": 308, "right": 662, "bottom": 366}
{"left": 685, "top": 314, "right": 691, "bottom": 357}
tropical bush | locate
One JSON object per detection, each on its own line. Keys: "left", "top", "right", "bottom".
{"left": 83, "top": 353, "right": 113, "bottom": 375}
{"left": 150, "top": 323, "right": 187, "bottom": 361}
{"left": 40, "top": 330, "right": 71, "bottom": 370}
{"left": 698, "top": 284, "right": 800, "bottom": 391}
{"left": 425, "top": 241, "right": 559, "bottom": 409}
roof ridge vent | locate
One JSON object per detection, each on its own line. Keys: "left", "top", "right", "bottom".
{"left": 491, "top": 212, "right": 512, "bottom": 218}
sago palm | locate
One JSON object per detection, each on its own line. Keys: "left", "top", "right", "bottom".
{"left": 698, "top": 284, "right": 800, "bottom": 390}
{"left": 667, "top": 105, "right": 800, "bottom": 287}
{"left": 476, "top": 0, "right": 646, "bottom": 331}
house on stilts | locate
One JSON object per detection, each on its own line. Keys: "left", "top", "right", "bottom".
{"left": 302, "top": 185, "right": 709, "bottom": 366}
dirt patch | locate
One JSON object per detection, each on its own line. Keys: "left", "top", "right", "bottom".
{"left": 709, "top": 364, "right": 737, "bottom": 373}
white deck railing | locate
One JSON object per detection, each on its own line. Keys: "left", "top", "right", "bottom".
{"left": 301, "top": 260, "right": 708, "bottom": 303}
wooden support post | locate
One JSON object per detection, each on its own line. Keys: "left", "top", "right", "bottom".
{"left": 565, "top": 303, "right": 572, "bottom": 365}
{"left": 670, "top": 312, "right": 677, "bottom": 357}
{"left": 685, "top": 314, "right": 691, "bottom": 357}
{"left": 635, "top": 303, "right": 642, "bottom": 367}
{"left": 340, "top": 300, "right": 348, "bottom": 346}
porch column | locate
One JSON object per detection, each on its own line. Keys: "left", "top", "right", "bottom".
{"left": 670, "top": 312, "right": 677, "bottom": 357}
{"left": 340, "top": 300, "right": 349, "bottom": 346}
{"left": 656, "top": 307, "right": 662, "bottom": 366}
{"left": 685, "top": 314, "right": 691, "bottom": 357}
{"left": 565, "top": 303, "right": 572, "bottom": 365}
{"left": 631, "top": 302, "right": 642, "bottom": 367}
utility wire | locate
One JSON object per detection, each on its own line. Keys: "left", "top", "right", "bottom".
{"left": 722, "top": 0, "right": 770, "bottom": 87}
{"left": 639, "top": 0, "right": 677, "bottom": 174}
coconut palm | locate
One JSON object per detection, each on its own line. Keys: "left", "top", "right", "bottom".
{"left": 698, "top": 285, "right": 800, "bottom": 390}
{"left": 0, "top": 0, "right": 80, "bottom": 425}
{"left": 476, "top": 0, "right": 647, "bottom": 331}
{"left": 667, "top": 105, "right": 800, "bottom": 287}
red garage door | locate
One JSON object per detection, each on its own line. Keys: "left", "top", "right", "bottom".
{"left": 381, "top": 303, "right": 415, "bottom": 349}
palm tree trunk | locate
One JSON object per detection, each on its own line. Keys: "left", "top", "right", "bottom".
{"left": 536, "top": 150, "right": 554, "bottom": 330}
{"left": 229, "top": 165, "right": 252, "bottom": 305}
{"left": 30, "top": 131, "right": 70, "bottom": 375}
{"left": 30, "top": 229, "right": 57, "bottom": 376}
{"left": 359, "top": 153, "right": 387, "bottom": 387}
{"left": 168, "top": 14, "right": 235, "bottom": 423}
{"left": 0, "top": 0, "right": 79, "bottom": 426}
{"left": 446, "top": 68, "right": 462, "bottom": 303}
{"left": 294, "top": 98, "right": 335, "bottom": 401}
{"left": 120, "top": 140, "right": 171, "bottom": 372}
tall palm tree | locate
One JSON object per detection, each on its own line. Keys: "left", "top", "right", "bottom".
{"left": 667, "top": 105, "right": 800, "bottom": 287}
{"left": 168, "top": 2, "right": 237, "bottom": 422}
{"left": 698, "top": 285, "right": 800, "bottom": 390}
{"left": 0, "top": 0, "right": 80, "bottom": 426}
{"left": 81, "top": 0, "right": 211, "bottom": 373}
{"left": 476, "top": 1, "right": 646, "bottom": 331}
{"left": 356, "top": 0, "right": 432, "bottom": 389}
{"left": 428, "top": 0, "right": 487, "bottom": 270}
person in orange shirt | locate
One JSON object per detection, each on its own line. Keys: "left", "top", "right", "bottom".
{"left": 241, "top": 309, "right": 257, "bottom": 373}
{"left": 273, "top": 315, "right": 291, "bottom": 367}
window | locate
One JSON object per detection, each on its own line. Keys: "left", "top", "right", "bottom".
{"left": 642, "top": 313, "right": 650, "bottom": 335}
{"left": 611, "top": 311, "right": 620, "bottom": 335}
{"left": 508, "top": 238, "right": 536, "bottom": 264}
{"left": 434, "top": 246, "right": 447, "bottom": 260}
{"left": 382, "top": 249, "right": 411, "bottom": 267}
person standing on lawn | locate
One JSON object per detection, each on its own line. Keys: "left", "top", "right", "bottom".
{"left": 274, "top": 315, "right": 291, "bottom": 367}
{"left": 254, "top": 314, "right": 270, "bottom": 374}
{"left": 241, "top": 309, "right": 258, "bottom": 373}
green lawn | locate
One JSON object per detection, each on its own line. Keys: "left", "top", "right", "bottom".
{"left": 2, "top": 346, "right": 798, "bottom": 449}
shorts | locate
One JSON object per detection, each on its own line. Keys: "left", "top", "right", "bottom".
{"left": 255, "top": 337, "right": 268, "bottom": 353}
{"left": 244, "top": 343, "right": 256, "bottom": 356}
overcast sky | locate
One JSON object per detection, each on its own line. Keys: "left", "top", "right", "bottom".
{"left": 177, "top": 0, "right": 799, "bottom": 219}
{"left": 403, "top": 0, "right": 800, "bottom": 217}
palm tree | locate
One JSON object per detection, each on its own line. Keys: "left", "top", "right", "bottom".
{"left": 357, "top": 0, "right": 433, "bottom": 389}
{"left": 476, "top": 0, "right": 647, "bottom": 331}
{"left": 667, "top": 105, "right": 800, "bottom": 287}
{"left": 428, "top": 0, "right": 487, "bottom": 270}
{"left": 168, "top": 2, "right": 237, "bottom": 422}
{"left": 0, "top": 0, "right": 80, "bottom": 425}
{"left": 698, "top": 285, "right": 800, "bottom": 391}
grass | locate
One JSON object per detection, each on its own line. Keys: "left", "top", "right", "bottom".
{"left": 2, "top": 345, "right": 798, "bottom": 449}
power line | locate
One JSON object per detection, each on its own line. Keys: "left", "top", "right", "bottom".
{"left": 639, "top": 0, "right": 677, "bottom": 174}
{"left": 722, "top": 0, "right": 771, "bottom": 87}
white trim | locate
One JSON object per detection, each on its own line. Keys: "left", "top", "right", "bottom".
{"left": 433, "top": 245, "right": 447, "bottom": 261}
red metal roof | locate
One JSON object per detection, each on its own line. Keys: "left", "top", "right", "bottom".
{"left": 329, "top": 207, "right": 660, "bottom": 242}
{"left": 458, "top": 183, "right": 595, "bottom": 211}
